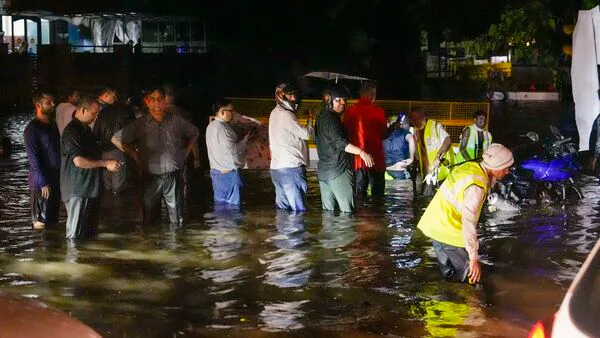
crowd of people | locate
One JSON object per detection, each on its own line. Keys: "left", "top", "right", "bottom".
{"left": 24, "top": 79, "right": 512, "bottom": 284}
{"left": 24, "top": 86, "right": 199, "bottom": 239}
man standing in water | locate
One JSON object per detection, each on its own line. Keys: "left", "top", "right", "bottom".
{"left": 409, "top": 109, "right": 455, "bottom": 194}
{"left": 344, "top": 81, "right": 387, "bottom": 199}
{"left": 61, "top": 96, "right": 120, "bottom": 239}
{"left": 94, "top": 87, "right": 134, "bottom": 195}
{"left": 24, "top": 90, "right": 60, "bottom": 229}
{"left": 417, "top": 143, "right": 513, "bottom": 283}
{"left": 269, "top": 81, "right": 313, "bottom": 211}
{"left": 315, "top": 84, "right": 374, "bottom": 213}
{"left": 456, "top": 110, "right": 492, "bottom": 164}
{"left": 121, "top": 87, "right": 199, "bottom": 226}
{"left": 206, "top": 99, "right": 250, "bottom": 207}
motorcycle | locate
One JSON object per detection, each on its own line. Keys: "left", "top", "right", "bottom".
{"left": 495, "top": 125, "right": 583, "bottom": 204}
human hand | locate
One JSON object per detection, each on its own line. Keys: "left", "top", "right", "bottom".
{"left": 359, "top": 150, "right": 374, "bottom": 168}
{"left": 243, "top": 129, "right": 253, "bottom": 142}
{"left": 306, "top": 109, "right": 314, "bottom": 125}
{"left": 40, "top": 185, "right": 50, "bottom": 199}
{"left": 105, "top": 160, "right": 121, "bottom": 172}
{"left": 468, "top": 259, "right": 481, "bottom": 284}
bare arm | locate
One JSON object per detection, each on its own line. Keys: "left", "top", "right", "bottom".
{"left": 461, "top": 184, "right": 485, "bottom": 283}
{"left": 73, "top": 156, "right": 119, "bottom": 171}
{"left": 111, "top": 134, "right": 125, "bottom": 152}
{"left": 436, "top": 136, "right": 453, "bottom": 162}
{"left": 405, "top": 133, "right": 415, "bottom": 166}
{"left": 344, "top": 143, "right": 374, "bottom": 167}
{"left": 459, "top": 128, "right": 471, "bottom": 161}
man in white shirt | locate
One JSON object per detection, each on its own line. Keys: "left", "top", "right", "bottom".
{"left": 268, "top": 81, "right": 313, "bottom": 212}
{"left": 55, "top": 89, "right": 80, "bottom": 136}
{"left": 206, "top": 99, "right": 250, "bottom": 206}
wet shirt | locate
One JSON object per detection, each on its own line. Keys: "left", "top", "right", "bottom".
{"left": 93, "top": 103, "right": 135, "bottom": 152}
{"left": 24, "top": 119, "right": 61, "bottom": 190}
{"left": 206, "top": 118, "right": 246, "bottom": 171}
{"left": 269, "top": 105, "right": 312, "bottom": 169}
{"left": 343, "top": 98, "right": 387, "bottom": 171}
{"left": 315, "top": 109, "right": 351, "bottom": 181}
{"left": 60, "top": 118, "right": 102, "bottom": 201}
{"left": 121, "top": 112, "right": 199, "bottom": 175}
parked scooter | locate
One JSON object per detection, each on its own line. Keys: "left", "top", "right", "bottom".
{"left": 495, "top": 126, "right": 583, "bottom": 204}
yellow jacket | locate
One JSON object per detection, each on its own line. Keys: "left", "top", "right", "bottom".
{"left": 417, "top": 161, "right": 489, "bottom": 247}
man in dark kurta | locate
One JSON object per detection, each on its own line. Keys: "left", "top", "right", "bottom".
{"left": 24, "top": 91, "right": 60, "bottom": 229}
{"left": 61, "top": 96, "right": 121, "bottom": 239}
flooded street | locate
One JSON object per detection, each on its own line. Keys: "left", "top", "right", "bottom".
{"left": 0, "top": 102, "right": 598, "bottom": 337}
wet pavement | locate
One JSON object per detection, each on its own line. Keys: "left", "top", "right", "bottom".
{"left": 0, "top": 102, "right": 598, "bottom": 337}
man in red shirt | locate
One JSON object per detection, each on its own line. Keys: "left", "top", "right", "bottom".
{"left": 344, "top": 81, "right": 388, "bottom": 199}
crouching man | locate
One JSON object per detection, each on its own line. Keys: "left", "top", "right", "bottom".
{"left": 417, "top": 144, "right": 513, "bottom": 283}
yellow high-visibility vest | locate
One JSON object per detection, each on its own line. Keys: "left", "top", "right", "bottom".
{"left": 417, "top": 161, "right": 489, "bottom": 247}
{"left": 417, "top": 119, "right": 456, "bottom": 181}
{"left": 456, "top": 124, "right": 492, "bottom": 164}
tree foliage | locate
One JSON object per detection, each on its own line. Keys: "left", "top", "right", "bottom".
{"left": 472, "top": 0, "right": 558, "bottom": 65}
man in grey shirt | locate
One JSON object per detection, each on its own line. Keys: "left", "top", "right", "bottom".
{"left": 121, "top": 87, "right": 199, "bottom": 226}
{"left": 206, "top": 99, "right": 250, "bottom": 206}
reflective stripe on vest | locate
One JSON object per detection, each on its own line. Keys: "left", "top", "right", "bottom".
{"left": 456, "top": 125, "right": 492, "bottom": 164}
{"left": 417, "top": 161, "right": 489, "bottom": 247}
{"left": 418, "top": 119, "right": 455, "bottom": 181}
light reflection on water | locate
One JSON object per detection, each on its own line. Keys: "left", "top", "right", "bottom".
{"left": 0, "top": 103, "right": 597, "bottom": 337}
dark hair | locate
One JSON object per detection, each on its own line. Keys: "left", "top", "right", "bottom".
{"left": 32, "top": 89, "right": 54, "bottom": 106}
{"left": 96, "top": 86, "right": 116, "bottom": 97}
{"left": 359, "top": 81, "right": 377, "bottom": 95}
{"left": 143, "top": 86, "right": 165, "bottom": 98}
{"left": 323, "top": 83, "right": 350, "bottom": 99}
{"left": 212, "top": 98, "right": 232, "bottom": 115}
{"left": 77, "top": 95, "right": 99, "bottom": 110}
{"left": 472, "top": 110, "right": 486, "bottom": 119}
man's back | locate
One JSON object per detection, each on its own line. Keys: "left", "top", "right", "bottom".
{"left": 344, "top": 98, "right": 386, "bottom": 171}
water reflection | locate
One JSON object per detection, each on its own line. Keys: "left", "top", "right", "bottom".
{"left": 0, "top": 105, "right": 599, "bottom": 336}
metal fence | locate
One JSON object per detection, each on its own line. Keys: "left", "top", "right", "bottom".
{"left": 225, "top": 98, "right": 490, "bottom": 143}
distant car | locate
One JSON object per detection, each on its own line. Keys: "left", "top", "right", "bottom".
{"left": 0, "top": 293, "right": 101, "bottom": 338}
{"left": 528, "top": 237, "right": 600, "bottom": 338}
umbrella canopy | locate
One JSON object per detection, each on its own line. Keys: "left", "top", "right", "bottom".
{"left": 303, "top": 71, "right": 370, "bottom": 83}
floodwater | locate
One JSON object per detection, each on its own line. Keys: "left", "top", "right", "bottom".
{"left": 0, "top": 102, "right": 598, "bottom": 337}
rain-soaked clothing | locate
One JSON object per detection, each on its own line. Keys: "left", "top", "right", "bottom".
{"left": 24, "top": 118, "right": 61, "bottom": 225}
{"left": 270, "top": 166, "right": 308, "bottom": 211}
{"left": 123, "top": 112, "right": 199, "bottom": 226}
{"left": 344, "top": 97, "right": 387, "bottom": 198}
{"left": 315, "top": 109, "right": 354, "bottom": 212}
{"left": 206, "top": 117, "right": 247, "bottom": 207}
{"left": 61, "top": 118, "right": 102, "bottom": 239}
{"left": 418, "top": 161, "right": 488, "bottom": 282}
{"left": 210, "top": 169, "right": 243, "bottom": 206}
{"left": 269, "top": 105, "right": 312, "bottom": 211}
